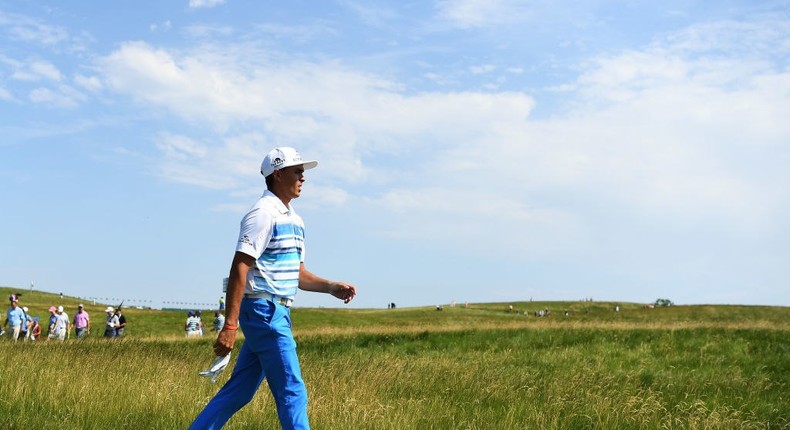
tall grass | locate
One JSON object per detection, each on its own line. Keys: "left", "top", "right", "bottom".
{"left": 0, "top": 287, "right": 788, "bottom": 429}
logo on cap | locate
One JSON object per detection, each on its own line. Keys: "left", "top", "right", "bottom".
{"left": 271, "top": 157, "right": 284, "bottom": 169}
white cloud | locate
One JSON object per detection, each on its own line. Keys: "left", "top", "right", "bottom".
{"left": 32, "top": 60, "right": 62, "bottom": 81}
{"left": 184, "top": 24, "right": 234, "bottom": 38}
{"left": 188, "top": 0, "right": 226, "bottom": 9}
{"left": 423, "top": 72, "right": 456, "bottom": 86}
{"left": 74, "top": 74, "right": 103, "bottom": 92}
{"left": 28, "top": 85, "right": 82, "bottom": 108}
{"left": 554, "top": 21, "right": 790, "bottom": 231}
{"left": 469, "top": 64, "right": 496, "bottom": 74}
{"left": 252, "top": 23, "right": 338, "bottom": 45}
{"left": 436, "top": 0, "right": 531, "bottom": 29}
{"left": 11, "top": 60, "right": 62, "bottom": 82}
{"left": 337, "top": 1, "right": 398, "bottom": 27}
{"left": 0, "top": 11, "right": 69, "bottom": 45}
{"left": 154, "top": 132, "right": 266, "bottom": 190}
{"left": 157, "top": 133, "right": 209, "bottom": 160}
{"left": 96, "top": 15, "right": 789, "bottom": 258}
{"left": 0, "top": 86, "right": 12, "bottom": 101}
{"left": 150, "top": 20, "right": 172, "bottom": 33}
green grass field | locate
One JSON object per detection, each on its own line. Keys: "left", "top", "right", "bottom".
{"left": 1, "top": 287, "right": 788, "bottom": 429}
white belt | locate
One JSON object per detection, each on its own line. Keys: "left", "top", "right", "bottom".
{"left": 244, "top": 292, "right": 293, "bottom": 308}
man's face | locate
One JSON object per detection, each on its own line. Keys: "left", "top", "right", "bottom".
{"left": 276, "top": 165, "right": 306, "bottom": 200}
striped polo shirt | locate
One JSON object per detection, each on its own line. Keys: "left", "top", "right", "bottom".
{"left": 236, "top": 190, "right": 306, "bottom": 299}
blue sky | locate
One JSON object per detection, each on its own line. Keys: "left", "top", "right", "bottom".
{"left": 1, "top": 0, "right": 789, "bottom": 309}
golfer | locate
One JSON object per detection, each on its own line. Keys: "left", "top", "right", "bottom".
{"left": 190, "top": 147, "right": 357, "bottom": 430}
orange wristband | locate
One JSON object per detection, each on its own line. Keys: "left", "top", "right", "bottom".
{"left": 223, "top": 323, "right": 238, "bottom": 331}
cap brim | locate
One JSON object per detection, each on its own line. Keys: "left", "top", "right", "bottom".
{"left": 284, "top": 160, "right": 318, "bottom": 170}
{"left": 260, "top": 160, "right": 318, "bottom": 176}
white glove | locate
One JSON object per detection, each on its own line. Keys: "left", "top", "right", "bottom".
{"left": 198, "top": 353, "right": 231, "bottom": 383}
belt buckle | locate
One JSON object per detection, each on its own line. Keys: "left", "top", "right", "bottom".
{"left": 277, "top": 298, "right": 289, "bottom": 307}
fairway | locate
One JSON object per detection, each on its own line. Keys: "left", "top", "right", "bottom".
{"left": 1, "top": 287, "right": 788, "bottom": 429}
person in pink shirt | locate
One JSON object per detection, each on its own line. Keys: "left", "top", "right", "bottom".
{"left": 73, "top": 304, "right": 90, "bottom": 339}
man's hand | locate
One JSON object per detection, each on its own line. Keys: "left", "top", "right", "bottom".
{"left": 213, "top": 328, "right": 237, "bottom": 357}
{"left": 329, "top": 282, "right": 357, "bottom": 304}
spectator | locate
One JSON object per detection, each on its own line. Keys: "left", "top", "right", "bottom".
{"left": 185, "top": 311, "right": 202, "bottom": 337}
{"left": 219, "top": 297, "right": 225, "bottom": 311}
{"left": 4, "top": 296, "right": 24, "bottom": 341}
{"left": 212, "top": 311, "right": 225, "bottom": 332}
{"left": 73, "top": 304, "right": 90, "bottom": 339}
{"left": 104, "top": 307, "right": 119, "bottom": 338}
{"left": 114, "top": 307, "right": 127, "bottom": 337}
{"left": 196, "top": 310, "right": 204, "bottom": 335}
{"left": 54, "top": 306, "right": 70, "bottom": 340}
{"left": 47, "top": 306, "right": 58, "bottom": 339}
{"left": 30, "top": 317, "right": 42, "bottom": 341}
{"left": 20, "top": 306, "right": 32, "bottom": 341}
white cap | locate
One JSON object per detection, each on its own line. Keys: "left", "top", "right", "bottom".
{"left": 105, "top": 306, "right": 114, "bottom": 313}
{"left": 57, "top": 305, "right": 64, "bottom": 312}
{"left": 260, "top": 147, "right": 318, "bottom": 177}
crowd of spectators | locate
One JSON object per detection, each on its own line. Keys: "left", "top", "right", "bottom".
{"left": 184, "top": 310, "right": 226, "bottom": 337}
{"left": 2, "top": 294, "right": 126, "bottom": 341}
{"left": 4, "top": 293, "right": 229, "bottom": 341}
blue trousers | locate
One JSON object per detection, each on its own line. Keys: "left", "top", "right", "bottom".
{"left": 190, "top": 298, "right": 309, "bottom": 430}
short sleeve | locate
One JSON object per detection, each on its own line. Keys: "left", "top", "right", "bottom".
{"left": 236, "top": 205, "right": 274, "bottom": 259}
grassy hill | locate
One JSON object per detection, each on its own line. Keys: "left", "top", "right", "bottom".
{"left": 1, "top": 286, "right": 788, "bottom": 429}
{"left": 3, "top": 286, "right": 788, "bottom": 338}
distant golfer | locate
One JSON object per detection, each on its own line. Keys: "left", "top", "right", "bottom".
{"left": 190, "top": 147, "right": 357, "bottom": 430}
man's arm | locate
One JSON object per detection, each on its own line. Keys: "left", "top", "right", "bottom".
{"left": 213, "top": 251, "right": 254, "bottom": 357}
{"left": 298, "top": 263, "right": 357, "bottom": 304}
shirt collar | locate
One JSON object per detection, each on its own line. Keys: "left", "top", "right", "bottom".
{"left": 263, "top": 190, "right": 292, "bottom": 214}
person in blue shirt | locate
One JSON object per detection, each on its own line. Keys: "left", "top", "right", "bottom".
{"left": 4, "top": 296, "right": 25, "bottom": 341}
{"left": 47, "top": 306, "right": 58, "bottom": 339}
{"left": 212, "top": 311, "right": 225, "bottom": 332}
{"left": 19, "top": 306, "right": 32, "bottom": 340}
